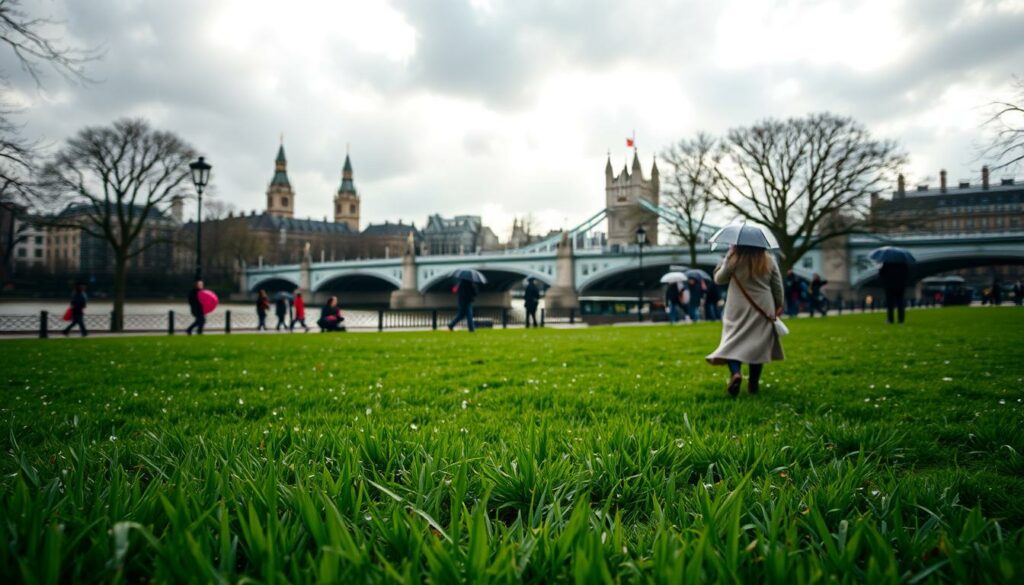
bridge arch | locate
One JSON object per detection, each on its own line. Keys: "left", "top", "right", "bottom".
{"left": 853, "top": 249, "right": 1024, "bottom": 289}
{"left": 578, "top": 258, "right": 718, "bottom": 294}
{"left": 419, "top": 267, "right": 554, "bottom": 294}
{"left": 249, "top": 275, "right": 300, "bottom": 293}
{"left": 313, "top": 270, "right": 401, "bottom": 293}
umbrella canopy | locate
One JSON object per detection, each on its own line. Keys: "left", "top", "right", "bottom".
{"left": 709, "top": 223, "right": 780, "bottom": 251}
{"left": 869, "top": 246, "right": 915, "bottom": 264}
{"left": 273, "top": 291, "right": 294, "bottom": 301}
{"left": 451, "top": 268, "right": 487, "bottom": 284}
{"left": 660, "top": 271, "right": 688, "bottom": 284}
{"left": 685, "top": 268, "right": 713, "bottom": 281}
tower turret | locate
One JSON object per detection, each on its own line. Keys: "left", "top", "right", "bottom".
{"left": 266, "top": 141, "right": 295, "bottom": 218}
{"left": 334, "top": 152, "right": 360, "bottom": 230}
{"left": 604, "top": 150, "right": 659, "bottom": 247}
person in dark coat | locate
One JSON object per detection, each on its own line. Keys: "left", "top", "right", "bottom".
{"left": 991, "top": 277, "right": 1002, "bottom": 305}
{"left": 1014, "top": 280, "right": 1023, "bottom": 306}
{"left": 665, "top": 281, "right": 686, "bottom": 324}
{"left": 523, "top": 277, "right": 540, "bottom": 328}
{"left": 317, "top": 296, "right": 345, "bottom": 332}
{"left": 256, "top": 290, "right": 270, "bottom": 331}
{"left": 808, "top": 273, "right": 828, "bottom": 317}
{"left": 290, "top": 290, "right": 309, "bottom": 332}
{"left": 878, "top": 262, "right": 909, "bottom": 324}
{"left": 62, "top": 283, "right": 88, "bottom": 337}
{"left": 686, "top": 277, "right": 702, "bottom": 323}
{"left": 448, "top": 279, "right": 478, "bottom": 332}
{"left": 704, "top": 280, "right": 722, "bottom": 321}
{"left": 186, "top": 280, "right": 205, "bottom": 335}
{"left": 274, "top": 296, "right": 288, "bottom": 330}
{"left": 784, "top": 270, "right": 800, "bottom": 317}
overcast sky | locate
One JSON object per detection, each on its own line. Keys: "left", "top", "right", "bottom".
{"left": 6, "top": 0, "right": 1024, "bottom": 238}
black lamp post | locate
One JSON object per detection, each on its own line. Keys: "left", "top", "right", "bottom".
{"left": 635, "top": 224, "right": 647, "bottom": 322}
{"left": 189, "top": 156, "right": 211, "bottom": 280}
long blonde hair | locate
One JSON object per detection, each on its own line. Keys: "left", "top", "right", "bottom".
{"left": 731, "top": 245, "right": 772, "bottom": 277}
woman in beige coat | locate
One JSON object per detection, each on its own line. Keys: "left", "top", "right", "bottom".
{"left": 706, "top": 245, "right": 785, "bottom": 396}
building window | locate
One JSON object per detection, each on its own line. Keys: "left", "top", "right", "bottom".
{"left": 802, "top": 257, "right": 813, "bottom": 268}
{"left": 17, "top": 248, "right": 26, "bottom": 258}
{"left": 34, "top": 249, "right": 42, "bottom": 258}
{"left": 34, "top": 236, "right": 42, "bottom": 244}
{"left": 349, "top": 204, "right": 356, "bottom": 214}
{"left": 281, "top": 196, "right": 289, "bottom": 207}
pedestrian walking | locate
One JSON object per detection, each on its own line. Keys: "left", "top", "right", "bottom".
{"left": 706, "top": 245, "right": 785, "bottom": 397}
{"left": 524, "top": 277, "right": 540, "bottom": 328}
{"left": 704, "top": 280, "right": 722, "bottom": 321}
{"left": 317, "top": 296, "right": 345, "bottom": 332}
{"left": 448, "top": 279, "right": 478, "bottom": 332}
{"left": 62, "top": 283, "right": 88, "bottom": 337}
{"left": 186, "top": 279, "right": 206, "bottom": 335}
{"left": 665, "top": 281, "right": 687, "bottom": 324}
{"left": 991, "top": 278, "right": 1003, "bottom": 306}
{"left": 784, "top": 270, "right": 800, "bottom": 317}
{"left": 808, "top": 273, "right": 828, "bottom": 317}
{"left": 686, "top": 276, "right": 702, "bottom": 322}
{"left": 1014, "top": 280, "right": 1022, "bottom": 306}
{"left": 256, "top": 290, "right": 269, "bottom": 331}
{"left": 290, "top": 290, "right": 310, "bottom": 332}
{"left": 879, "top": 262, "right": 909, "bottom": 324}
{"left": 274, "top": 295, "right": 288, "bottom": 331}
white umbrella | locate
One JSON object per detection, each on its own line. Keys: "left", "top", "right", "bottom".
{"left": 709, "top": 222, "right": 780, "bottom": 251}
{"left": 660, "top": 271, "right": 688, "bottom": 284}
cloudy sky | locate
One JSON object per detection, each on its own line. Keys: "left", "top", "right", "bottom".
{"left": 6, "top": 0, "right": 1024, "bottom": 238}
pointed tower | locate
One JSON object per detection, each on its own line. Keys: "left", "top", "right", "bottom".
{"left": 605, "top": 149, "right": 659, "bottom": 247}
{"left": 334, "top": 153, "right": 360, "bottom": 230}
{"left": 266, "top": 142, "right": 295, "bottom": 218}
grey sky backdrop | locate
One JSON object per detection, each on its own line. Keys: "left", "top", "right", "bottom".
{"left": 6, "top": 0, "right": 1024, "bottom": 237}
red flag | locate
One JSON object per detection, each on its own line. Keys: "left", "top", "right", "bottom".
{"left": 626, "top": 137, "right": 634, "bottom": 148}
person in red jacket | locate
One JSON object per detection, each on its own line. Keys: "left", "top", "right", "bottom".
{"left": 289, "top": 290, "right": 310, "bottom": 332}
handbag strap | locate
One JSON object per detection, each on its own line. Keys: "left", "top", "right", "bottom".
{"left": 732, "top": 276, "right": 776, "bottom": 324}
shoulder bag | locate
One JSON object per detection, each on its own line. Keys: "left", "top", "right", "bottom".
{"left": 732, "top": 278, "right": 789, "bottom": 337}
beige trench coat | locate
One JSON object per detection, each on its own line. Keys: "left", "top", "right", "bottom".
{"left": 706, "top": 257, "right": 785, "bottom": 365}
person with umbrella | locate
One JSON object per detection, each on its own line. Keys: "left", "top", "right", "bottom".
{"left": 705, "top": 224, "right": 785, "bottom": 397}
{"left": 704, "top": 279, "right": 722, "bottom": 321}
{"left": 660, "top": 272, "right": 688, "bottom": 324}
{"left": 871, "top": 246, "right": 913, "bottom": 324}
{"left": 274, "top": 292, "right": 290, "bottom": 331}
{"left": 684, "top": 269, "right": 710, "bottom": 323}
{"left": 524, "top": 277, "right": 541, "bottom": 328}
{"left": 186, "top": 279, "right": 206, "bottom": 335}
{"left": 448, "top": 269, "right": 484, "bottom": 332}
{"left": 256, "top": 289, "right": 270, "bottom": 331}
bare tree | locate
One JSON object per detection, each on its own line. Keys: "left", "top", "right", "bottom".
{"left": 982, "top": 77, "right": 1024, "bottom": 172}
{"left": 660, "top": 132, "right": 720, "bottom": 265}
{"left": 40, "top": 118, "right": 196, "bottom": 330}
{"left": 712, "top": 113, "right": 905, "bottom": 271}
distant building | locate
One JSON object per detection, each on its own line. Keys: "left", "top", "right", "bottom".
{"left": 361, "top": 220, "right": 420, "bottom": 258}
{"left": 46, "top": 204, "right": 178, "bottom": 276}
{"left": 606, "top": 150, "right": 659, "bottom": 247}
{"left": 11, "top": 216, "right": 46, "bottom": 271}
{"left": 870, "top": 165, "right": 1024, "bottom": 285}
{"left": 870, "top": 166, "right": 1024, "bottom": 233}
{"left": 422, "top": 214, "right": 500, "bottom": 255}
{"left": 334, "top": 154, "right": 360, "bottom": 230}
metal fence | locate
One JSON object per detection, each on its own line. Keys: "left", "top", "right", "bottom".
{"left": 0, "top": 306, "right": 557, "bottom": 338}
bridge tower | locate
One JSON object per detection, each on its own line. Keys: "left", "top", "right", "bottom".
{"left": 606, "top": 150, "right": 659, "bottom": 247}
{"left": 334, "top": 153, "right": 360, "bottom": 230}
{"left": 267, "top": 142, "right": 295, "bottom": 218}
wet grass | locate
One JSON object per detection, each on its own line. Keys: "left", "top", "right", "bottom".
{"left": 1, "top": 307, "right": 1023, "bottom": 583}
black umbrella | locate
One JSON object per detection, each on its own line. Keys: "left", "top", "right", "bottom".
{"left": 273, "top": 291, "right": 294, "bottom": 301}
{"left": 869, "top": 246, "right": 915, "bottom": 264}
{"left": 686, "top": 268, "right": 713, "bottom": 281}
{"left": 709, "top": 223, "right": 780, "bottom": 250}
{"left": 451, "top": 268, "right": 487, "bottom": 284}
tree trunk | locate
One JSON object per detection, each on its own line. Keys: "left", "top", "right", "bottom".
{"left": 112, "top": 252, "right": 128, "bottom": 332}
{"left": 689, "top": 241, "right": 698, "bottom": 267}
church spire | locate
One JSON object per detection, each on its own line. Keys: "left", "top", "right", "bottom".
{"left": 339, "top": 154, "right": 355, "bottom": 193}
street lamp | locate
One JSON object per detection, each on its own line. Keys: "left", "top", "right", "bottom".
{"left": 635, "top": 224, "right": 647, "bottom": 322}
{"left": 189, "top": 156, "right": 212, "bottom": 280}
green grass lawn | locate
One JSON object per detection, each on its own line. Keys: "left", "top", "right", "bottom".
{"left": 2, "top": 307, "right": 1023, "bottom": 583}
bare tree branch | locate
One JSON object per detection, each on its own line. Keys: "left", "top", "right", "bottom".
{"left": 981, "top": 76, "right": 1024, "bottom": 172}
{"left": 659, "top": 132, "right": 720, "bottom": 265}
{"left": 711, "top": 112, "right": 905, "bottom": 271}
{"left": 39, "top": 118, "right": 196, "bottom": 330}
